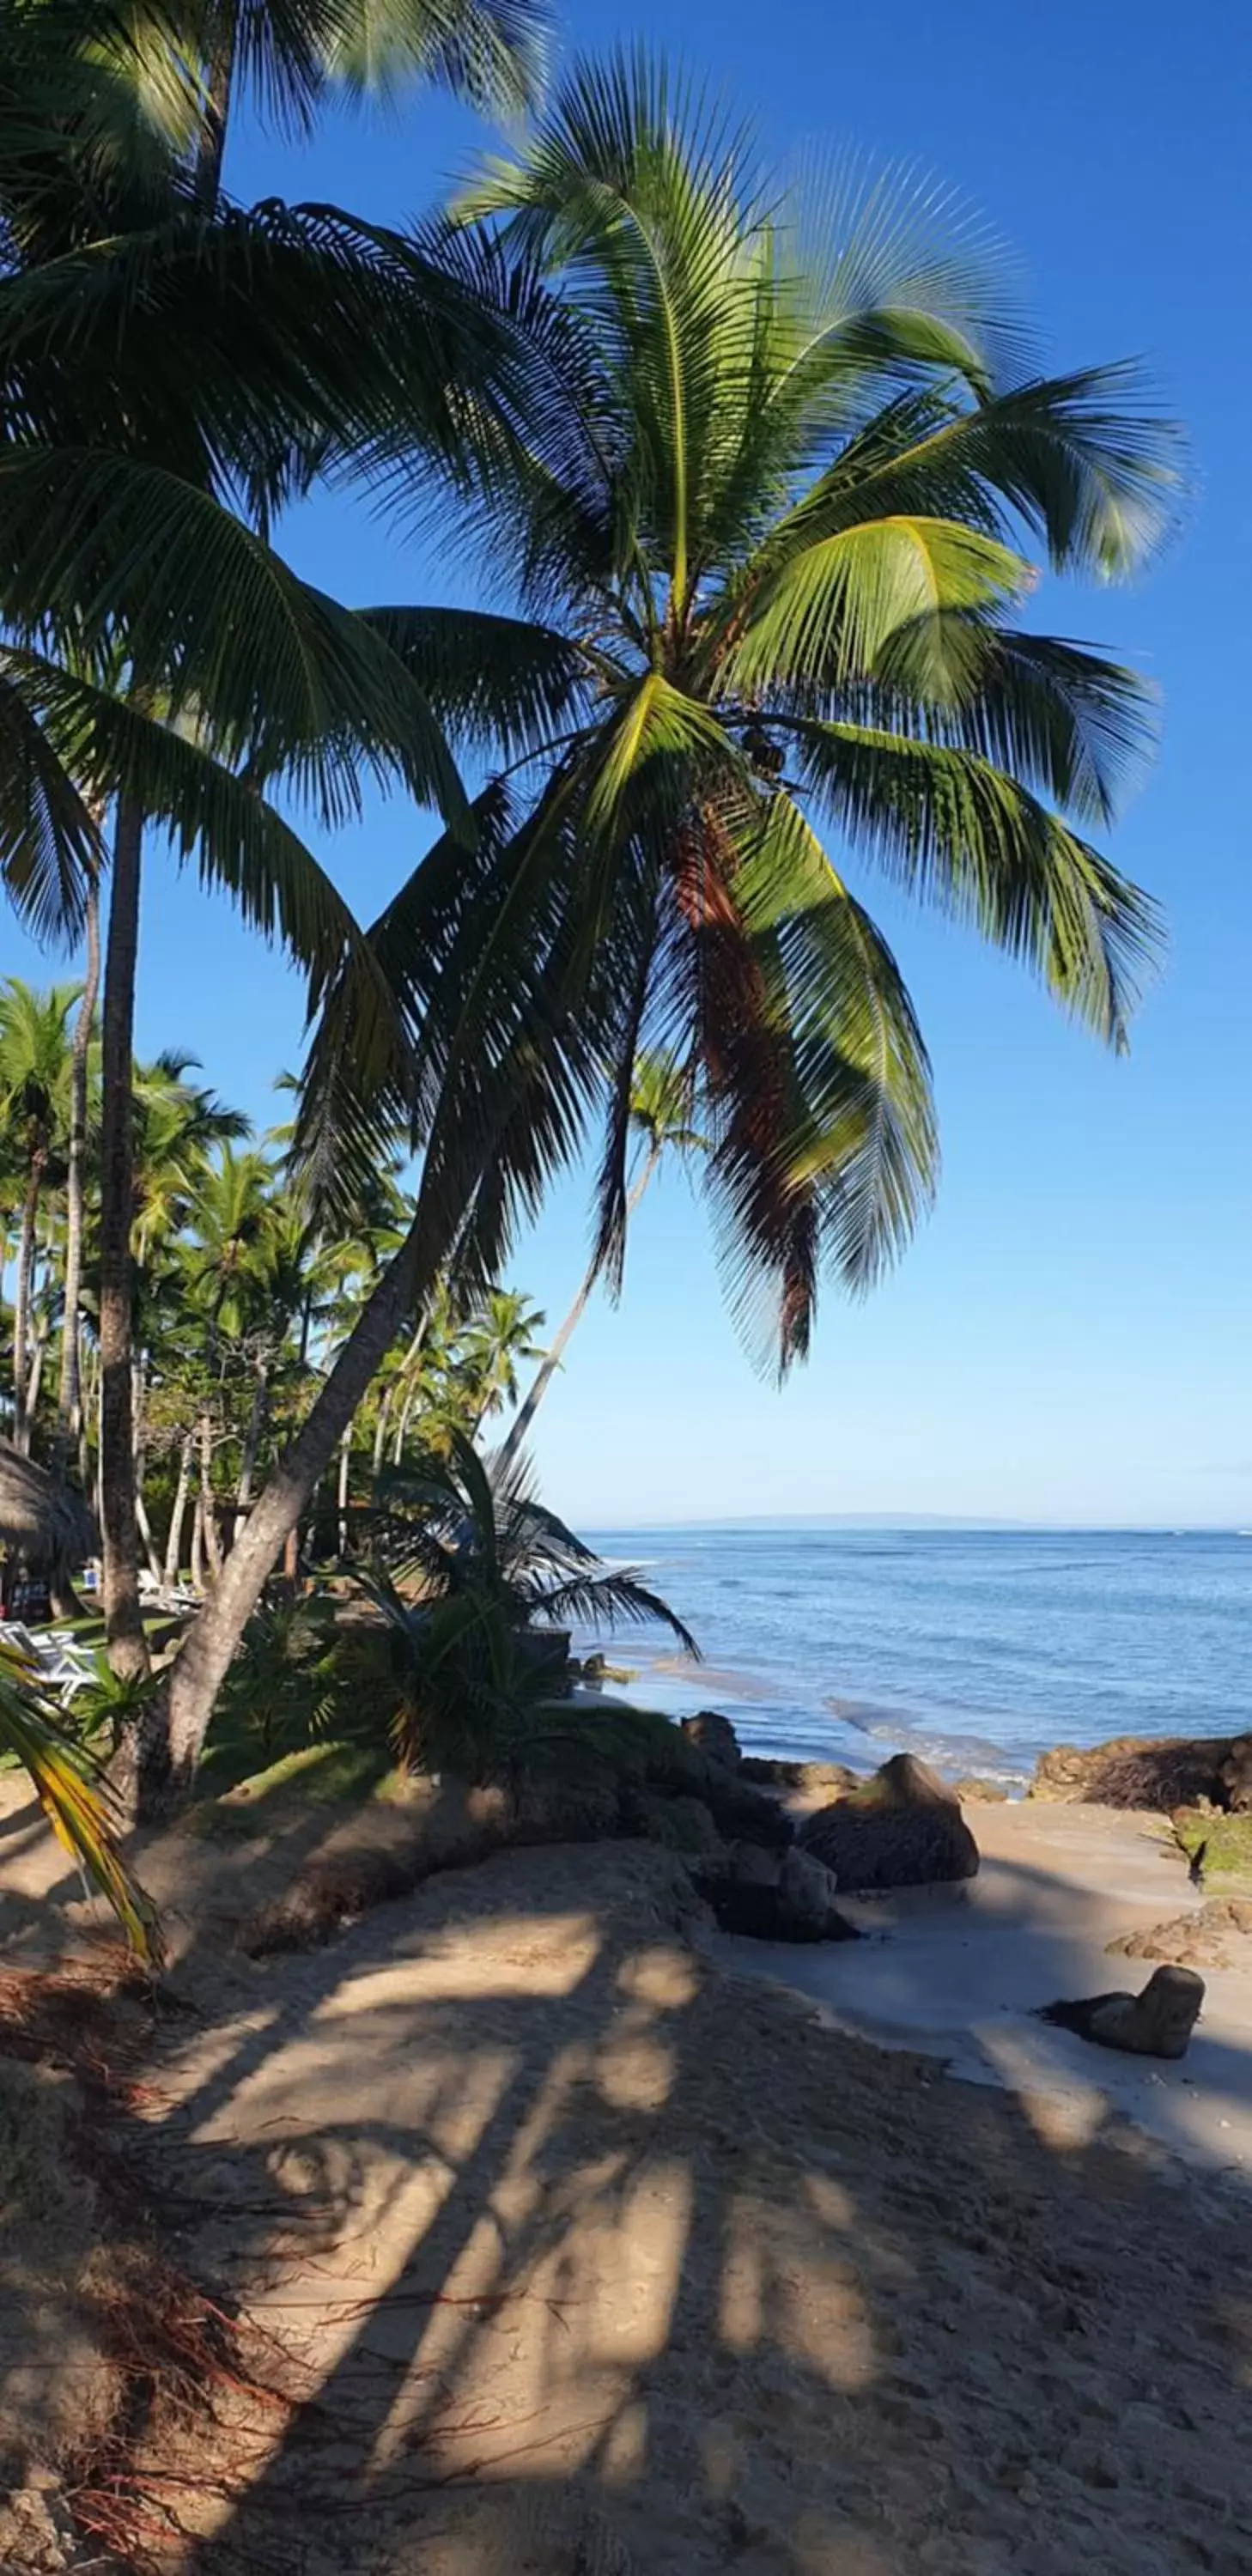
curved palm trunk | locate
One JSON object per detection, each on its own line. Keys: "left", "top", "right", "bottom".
{"left": 56, "top": 884, "right": 100, "bottom": 1461}
{"left": 99, "top": 795, "right": 149, "bottom": 1685}
{"left": 495, "top": 1145, "right": 659, "bottom": 1477}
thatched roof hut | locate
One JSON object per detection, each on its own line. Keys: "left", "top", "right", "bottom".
{"left": 0, "top": 1443, "right": 96, "bottom": 1574}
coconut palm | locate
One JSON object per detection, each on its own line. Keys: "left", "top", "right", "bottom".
{"left": 159, "top": 52, "right": 1182, "bottom": 1801}
{"left": 0, "top": 0, "right": 558, "bottom": 1699}
{"left": 0, "top": 980, "right": 76, "bottom": 1450}
{"left": 497, "top": 1049, "right": 704, "bottom": 1473}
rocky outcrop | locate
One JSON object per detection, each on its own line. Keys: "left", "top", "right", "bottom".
{"left": 1108, "top": 1899, "right": 1252, "bottom": 1974}
{"left": 1029, "top": 1734, "right": 1252, "bottom": 1813}
{"left": 1036, "top": 1965, "right": 1204, "bottom": 2060}
{"left": 953, "top": 1777, "right": 1010, "bottom": 1804}
{"left": 681, "top": 1711, "right": 743, "bottom": 1770}
{"left": 798, "top": 1754, "right": 979, "bottom": 1892}
{"left": 694, "top": 1840, "right": 857, "bottom": 1943}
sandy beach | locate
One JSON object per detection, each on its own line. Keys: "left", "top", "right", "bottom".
{"left": 4, "top": 1769, "right": 1252, "bottom": 2574}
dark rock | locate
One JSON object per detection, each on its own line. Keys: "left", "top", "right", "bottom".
{"left": 1029, "top": 1733, "right": 1252, "bottom": 1814}
{"left": 1216, "top": 1735, "right": 1252, "bottom": 1813}
{"left": 739, "top": 1756, "right": 860, "bottom": 1799}
{"left": 695, "top": 1840, "right": 858, "bottom": 1943}
{"left": 681, "top": 1711, "right": 742, "bottom": 1770}
{"left": 697, "top": 1771, "right": 793, "bottom": 1851}
{"left": 799, "top": 1754, "right": 979, "bottom": 1892}
{"left": 1036, "top": 1964, "right": 1204, "bottom": 2060}
{"left": 619, "top": 1789, "right": 726, "bottom": 1858}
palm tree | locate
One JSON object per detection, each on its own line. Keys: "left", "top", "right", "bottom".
{"left": 54, "top": 886, "right": 100, "bottom": 1461}
{"left": 1, "top": 2, "right": 550, "bottom": 1703}
{"left": 158, "top": 53, "right": 1182, "bottom": 1801}
{"left": 462, "top": 1285, "right": 546, "bottom": 1434}
{"left": 497, "top": 1050, "right": 703, "bottom": 1473}
{"left": 181, "top": 0, "right": 547, "bottom": 208}
{"left": 360, "top": 1429, "right": 697, "bottom": 1776}
{"left": 0, "top": 981, "right": 76, "bottom": 1451}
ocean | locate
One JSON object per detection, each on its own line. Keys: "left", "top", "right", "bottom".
{"left": 576, "top": 1524, "right": 1251, "bottom": 1789}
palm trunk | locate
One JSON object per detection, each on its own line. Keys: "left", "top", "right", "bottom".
{"left": 496, "top": 1146, "right": 659, "bottom": 1476}
{"left": 336, "top": 1425, "right": 352, "bottom": 1556}
{"left": 371, "top": 1384, "right": 393, "bottom": 1483}
{"left": 135, "top": 1487, "right": 163, "bottom": 1587}
{"left": 236, "top": 1362, "right": 268, "bottom": 1509}
{"left": 194, "top": 8, "right": 238, "bottom": 210}
{"left": 155, "top": 1214, "right": 428, "bottom": 1805}
{"left": 22, "top": 1315, "right": 47, "bottom": 1442}
{"left": 56, "top": 884, "right": 100, "bottom": 1460}
{"left": 12, "top": 1159, "right": 41, "bottom": 1455}
{"left": 164, "top": 1432, "right": 193, "bottom": 1585}
{"left": 198, "top": 1409, "right": 222, "bottom": 1579}
{"left": 190, "top": 1492, "right": 205, "bottom": 1594}
{"left": 98, "top": 795, "right": 149, "bottom": 1683}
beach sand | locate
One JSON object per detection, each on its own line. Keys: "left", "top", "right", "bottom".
{"left": 4, "top": 1778, "right": 1252, "bottom": 2573}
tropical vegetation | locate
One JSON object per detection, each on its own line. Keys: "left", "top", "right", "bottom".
{"left": 0, "top": 9, "right": 1182, "bottom": 1906}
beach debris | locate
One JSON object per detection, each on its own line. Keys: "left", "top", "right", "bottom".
{"left": 694, "top": 1840, "right": 857, "bottom": 1943}
{"left": 1036, "top": 1964, "right": 1205, "bottom": 2060}
{"left": 681, "top": 1710, "right": 743, "bottom": 1770}
{"left": 799, "top": 1754, "right": 980, "bottom": 1892}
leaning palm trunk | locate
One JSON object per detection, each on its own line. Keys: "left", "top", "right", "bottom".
{"left": 496, "top": 1147, "right": 659, "bottom": 1476}
{"left": 98, "top": 797, "right": 149, "bottom": 1682}
{"left": 56, "top": 884, "right": 100, "bottom": 1459}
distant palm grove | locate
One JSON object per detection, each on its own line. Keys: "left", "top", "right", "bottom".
{"left": 0, "top": 3, "right": 1180, "bottom": 1892}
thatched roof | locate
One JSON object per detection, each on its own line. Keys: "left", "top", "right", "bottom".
{"left": 0, "top": 1444, "right": 96, "bottom": 1570}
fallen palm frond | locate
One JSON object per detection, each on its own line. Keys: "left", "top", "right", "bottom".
{"left": 0, "top": 1641, "right": 161, "bottom": 1960}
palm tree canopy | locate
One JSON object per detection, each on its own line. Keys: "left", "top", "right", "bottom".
{"left": 304, "top": 51, "right": 1182, "bottom": 1376}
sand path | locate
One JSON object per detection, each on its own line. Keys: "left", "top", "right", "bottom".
{"left": 5, "top": 1787, "right": 1252, "bottom": 2573}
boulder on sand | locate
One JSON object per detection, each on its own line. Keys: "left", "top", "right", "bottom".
{"left": 799, "top": 1754, "right": 979, "bottom": 1892}
{"left": 1036, "top": 1965, "right": 1204, "bottom": 2061}
{"left": 694, "top": 1840, "right": 857, "bottom": 1943}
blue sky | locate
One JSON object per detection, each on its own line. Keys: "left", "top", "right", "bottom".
{"left": 8, "top": 0, "right": 1249, "bottom": 1525}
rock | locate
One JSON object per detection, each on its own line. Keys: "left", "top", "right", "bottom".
{"left": 696, "top": 1770, "right": 793, "bottom": 1851}
{"left": 1108, "top": 1899, "right": 1252, "bottom": 1972}
{"left": 739, "top": 1755, "right": 860, "bottom": 1800}
{"left": 798, "top": 1754, "right": 980, "bottom": 1892}
{"left": 1029, "top": 1733, "right": 1252, "bottom": 1813}
{"left": 619, "top": 1789, "right": 726, "bottom": 1858}
{"left": 1217, "top": 1735, "right": 1252, "bottom": 1813}
{"left": 1036, "top": 1964, "right": 1205, "bottom": 2060}
{"left": 954, "top": 1776, "right": 1010, "bottom": 1803}
{"left": 694, "top": 1840, "right": 857, "bottom": 1943}
{"left": 681, "top": 1711, "right": 743, "bottom": 1770}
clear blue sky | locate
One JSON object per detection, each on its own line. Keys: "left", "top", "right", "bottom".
{"left": 8, "top": 0, "right": 1249, "bottom": 1526}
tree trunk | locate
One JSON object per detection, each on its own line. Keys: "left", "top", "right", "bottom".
{"left": 236, "top": 1362, "right": 268, "bottom": 1508}
{"left": 98, "top": 796, "right": 149, "bottom": 1683}
{"left": 371, "top": 1384, "right": 393, "bottom": 1483}
{"left": 198, "top": 1409, "right": 222, "bottom": 1579}
{"left": 194, "top": 8, "right": 238, "bottom": 210}
{"left": 156, "top": 1214, "right": 427, "bottom": 1803}
{"left": 164, "top": 1432, "right": 193, "bottom": 1585}
{"left": 22, "top": 1317, "right": 47, "bottom": 1439}
{"left": 56, "top": 882, "right": 100, "bottom": 1460}
{"left": 135, "top": 1487, "right": 163, "bottom": 1587}
{"left": 190, "top": 1492, "right": 205, "bottom": 1595}
{"left": 336, "top": 1425, "right": 352, "bottom": 1556}
{"left": 11, "top": 1159, "right": 41, "bottom": 1455}
{"left": 496, "top": 1147, "right": 660, "bottom": 1476}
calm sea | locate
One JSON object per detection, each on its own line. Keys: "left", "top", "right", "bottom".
{"left": 576, "top": 1524, "right": 1252, "bottom": 1789}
